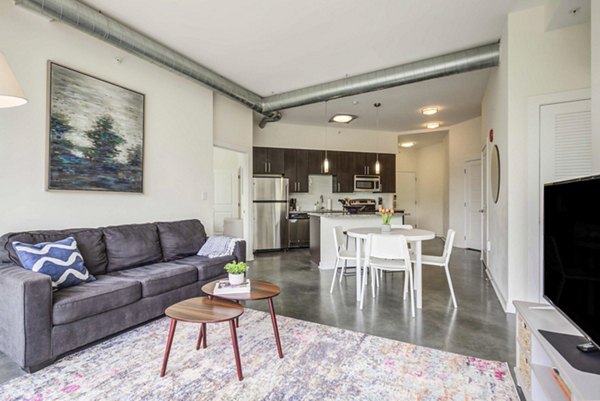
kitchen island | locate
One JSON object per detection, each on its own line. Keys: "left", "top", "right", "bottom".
{"left": 309, "top": 212, "right": 406, "bottom": 269}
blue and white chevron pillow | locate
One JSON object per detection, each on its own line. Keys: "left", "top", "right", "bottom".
{"left": 12, "top": 237, "right": 96, "bottom": 290}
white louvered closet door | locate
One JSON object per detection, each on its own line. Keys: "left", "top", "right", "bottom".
{"left": 540, "top": 100, "right": 592, "bottom": 185}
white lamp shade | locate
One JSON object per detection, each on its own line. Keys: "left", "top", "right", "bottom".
{"left": 0, "top": 52, "right": 27, "bottom": 108}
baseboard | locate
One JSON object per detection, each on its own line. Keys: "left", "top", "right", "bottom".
{"left": 484, "top": 266, "right": 510, "bottom": 314}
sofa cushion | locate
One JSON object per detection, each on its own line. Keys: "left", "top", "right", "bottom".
{"left": 53, "top": 275, "right": 141, "bottom": 325}
{"left": 103, "top": 223, "right": 162, "bottom": 272}
{"left": 1, "top": 228, "right": 107, "bottom": 275}
{"left": 107, "top": 262, "right": 198, "bottom": 297}
{"left": 12, "top": 237, "right": 96, "bottom": 290}
{"left": 173, "top": 255, "right": 234, "bottom": 281}
{"left": 156, "top": 220, "right": 207, "bottom": 262}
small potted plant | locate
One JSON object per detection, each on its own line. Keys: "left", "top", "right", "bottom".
{"left": 378, "top": 208, "right": 394, "bottom": 232}
{"left": 224, "top": 261, "right": 247, "bottom": 285}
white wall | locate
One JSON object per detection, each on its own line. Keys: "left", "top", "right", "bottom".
{"left": 213, "top": 94, "right": 254, "bottom": 260}
{"left": 0, "top": 2, "right": 214, "bottom": 234}
{"left": 448, "top": 117, "right": 482, "bottom": 248}
{"left": 254, "top": 121, "right": 398, "bottom": 153}
{"left": 482, "top": 5, "right": 591, "bottom": 311}
{"left": 415, "top": 142, "right": 446, "bottom": 236}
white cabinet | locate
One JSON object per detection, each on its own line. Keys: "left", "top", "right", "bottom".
{"left": 514, "top": 301, "right": 600, "bottom": 401}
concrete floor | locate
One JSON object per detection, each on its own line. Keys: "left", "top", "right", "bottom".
{"left": 0, "top": 239, "right": 516, "bottom": 387}
{"left": 247, "top": 240, "right": 515, "bottom": 365}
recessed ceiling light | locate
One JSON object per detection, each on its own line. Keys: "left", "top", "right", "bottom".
{"left": 401, "top": 142, "right": 415, "bottom": 148}
{"left": 426, "top": 122, "right": 440, "bottom": 129}
{"left": 421, "top": 107, "right": 438, "bottom": 116}
{"left": 329, "top": 114, "right": 358, "bottom": 124}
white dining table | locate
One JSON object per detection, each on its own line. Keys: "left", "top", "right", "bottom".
{"left": 346, "top": 227, "right": 435, "bottom": 309}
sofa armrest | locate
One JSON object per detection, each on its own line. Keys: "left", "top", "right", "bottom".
{"left": 0, "top": 263, "right": 53, "bottom": 369}
{"left": 232, "top": 240, "right": 246, "bottom": 262}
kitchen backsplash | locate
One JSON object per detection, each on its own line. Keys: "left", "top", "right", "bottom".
{"left": 292, "top": 175, "right": 394, "bottom": 212}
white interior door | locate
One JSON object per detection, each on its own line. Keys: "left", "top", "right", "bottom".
{"left": 537, "top": 99, "right": 592, "bottom": 297}
{"left": 465, "top": 160, "right": 482, "bottom": 250}
{"left": 396, "top": 171, "right": 417, "bottom": 227}
{"left": 213, "top": 169, "right": 240, "bottom": 235}
{"left": 481, "top": 147, "right": 487, "bottom": 263}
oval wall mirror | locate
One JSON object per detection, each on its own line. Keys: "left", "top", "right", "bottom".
{"left": 491, "top": 145, "right": 500, "bottom": 203}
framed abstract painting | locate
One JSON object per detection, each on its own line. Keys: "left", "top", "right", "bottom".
{"left": 47, "top": 62, "right": 145, "bottom": 192}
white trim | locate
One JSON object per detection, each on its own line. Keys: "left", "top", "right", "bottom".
{"left": 526, "top": 88, "right": 590, "bottom": 303}
{"left": 464, "top": 158, "right": 482, "bottom": 250}
{"left": 485, "top": 266, "right": 511, "bottom": 313}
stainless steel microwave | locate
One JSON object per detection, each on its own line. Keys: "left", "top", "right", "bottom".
{"left": 354, "top": 175, "right": 381, "bottom": 192}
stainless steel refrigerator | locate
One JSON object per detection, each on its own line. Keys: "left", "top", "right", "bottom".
{"left": 253, "top": 176, "right": 289, "bottom": 252}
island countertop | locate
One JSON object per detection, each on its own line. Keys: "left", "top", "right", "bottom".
{"left": 308, "top": 211, "right": 409, "bottom": 218}
{"left": 309, "top": 212, "right": 407, "bottom": 268}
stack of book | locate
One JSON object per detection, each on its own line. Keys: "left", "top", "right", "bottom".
{"left": 213, "top": 279, "right": 251, "bottom": 295}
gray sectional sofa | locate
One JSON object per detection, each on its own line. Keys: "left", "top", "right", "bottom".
{"left": 0, "top": 219, "right": 245, "bottom": 372}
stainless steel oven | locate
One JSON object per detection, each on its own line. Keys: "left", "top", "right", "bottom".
{"left": 354, "top": 175, "right": 381, "bottom": 192}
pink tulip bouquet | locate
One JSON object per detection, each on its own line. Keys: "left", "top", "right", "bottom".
{"left": 378, "top": 208, "right": 394, "bottom": 225}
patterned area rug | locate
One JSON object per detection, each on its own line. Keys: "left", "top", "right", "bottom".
{"left": 0, "top": 309, "right": 518, "bottom": 401}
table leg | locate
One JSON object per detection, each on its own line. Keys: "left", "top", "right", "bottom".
{"left": 415, "top": 241, "right": 423, "bottom": 309}
{"left": 196, "top": 324, "right": 204, "bottom": 351}
{"left": 160, "top": 319, "right": 177, "bottom": 377}
{"left": 268, "top": 298, "right": 284, "bottom": 358}
{"left": 355, "top": 237, "right": 362, "bottom": 301}
{"left": 201, "top": 323, "right": 207, "bottom": 348}
{"left": 229, "top": 320, "right": 244, "bottom": 381}
{"left": 235, "top": 300, "right": 240, "bottom": 328}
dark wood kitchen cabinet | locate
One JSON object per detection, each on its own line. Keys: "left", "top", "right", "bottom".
{"left": 308, "top": 150, "right": 328, "bottom": 175}
{"left": 353, "top": 152, "right": 378, "bottom": 175}
{"left": 284, "top": 149, "right": 309, "bottom": 193}
{"left": 333, "top": 151, "right": 355, "bottom": 193}
{"left": 378, "top": 153, "right": 396, "bottom": 193}
{"left": 253, "top": 147, "right": 284, "bottom": 174}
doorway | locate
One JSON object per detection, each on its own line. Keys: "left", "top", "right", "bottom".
{"left": 396, "top": 171, "right": 418, "bottom": 227}
{"left": 464, "top": 159, "right": 482, "bottom": 251}
{"left": 213, "top": 147, "right": 243, "bottom": 236}
{"left": 481, "top": 146, "right": 487, "bottom": 264}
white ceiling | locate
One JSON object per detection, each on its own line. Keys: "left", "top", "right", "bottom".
{"left": 82, "top": 0, "right": 518, "bottom": 131}
{"left": 397, "top": 131, "right": 448, "bottom": 150}
{"left": 278, "top": 69, "right": 490, "bottom": 131}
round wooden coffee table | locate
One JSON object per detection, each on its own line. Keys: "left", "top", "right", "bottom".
{"left": 160, "top": 297, "right": 244, "bottom": 380}
{"left": 202, "top": 279, "right": 284, "bottom": 359}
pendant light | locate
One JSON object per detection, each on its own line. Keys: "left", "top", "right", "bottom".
{"left": 374, "top": 102, "right": 381, "bottom": 174}
{"left": 0, "top": 52, "right": 28, "bottom": 108}
{"left": 323, "top": 101, "right": 330, "bottom": 173}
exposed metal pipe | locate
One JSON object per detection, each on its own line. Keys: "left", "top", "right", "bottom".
{"left": 261, "top": 42, "right": 500, "bottom": 112}
{"left": 13, "top": 0, "right": 266, "bottom": 113}
{"left": 14, "top": 0, "right": 500, "bottom": 127}
{"left": 258, "top": 111, "right": 282, "bottom": 129}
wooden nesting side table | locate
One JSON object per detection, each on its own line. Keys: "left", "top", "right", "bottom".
{"left": 160, "top": 297, "right": 244, "bottom": 381}
{"left": 202, "top": 279, "right": 284, "bottom": 359}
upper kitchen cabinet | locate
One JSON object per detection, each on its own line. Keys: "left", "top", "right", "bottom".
{"left": 284, "top": 149, "right": 309, "bottom": 193}
{"left": 378, "top": 153, "right": 396, "bottom": 193}
{"left": 308, "top": 150, "right": 328, "bottom": 175}
{"left": 354, "top": 152, "right": 378, "bottom": 175}
{"left": 253, "top": 147, "right": 285, "bottom": 175}
{"left": 333, "top": 151, "right": 354, "bottom": 193}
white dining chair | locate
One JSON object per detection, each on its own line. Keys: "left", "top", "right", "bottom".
{"left": 330, "top": 226, "right": 362, "bottom": 294}
{"left": 412, "top": 229, "right": 457, "bottom": 308}
{"left": 360, "top": 233, "right": 415, "bottom": 317}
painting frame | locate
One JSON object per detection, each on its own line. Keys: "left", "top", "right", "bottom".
{"left": 47, "top": 61, "right": 145, "bottom": 193}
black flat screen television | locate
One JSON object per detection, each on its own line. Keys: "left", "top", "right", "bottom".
{"left": 544, "top": 175, "right": 600, "bottom": 348}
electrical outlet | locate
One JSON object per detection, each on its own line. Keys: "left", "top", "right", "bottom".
{"left": 202, "top": 192, "right": 208, "bottom": 201}
{"left": 487, "top": 241, "right": 491, "bottom": 252}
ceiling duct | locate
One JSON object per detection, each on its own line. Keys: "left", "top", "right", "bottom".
{"left": 14, "top": 0, "right": 500, "bottom": 127}
{"left": 13, "top": 0, "right": 266, "bottom": 114}
{"left": 260, "top": 42, "right": 500, "bottom": 112}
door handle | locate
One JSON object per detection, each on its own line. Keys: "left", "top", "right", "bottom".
{"left": 479, "top": 209, "right": 485, "bottom": 213}
{"left": 268, "top": 162, "right": 271, "bottom": 173}
{"left": 264, "top": 162, "right": 267, "bottom": 172}
{"left": 367, "top": 166, "right": 370, "bottom": 175}
{"left": 298, "top": 182, "right": 301, "bottom": 191}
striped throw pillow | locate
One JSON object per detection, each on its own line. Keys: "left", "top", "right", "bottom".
{"left": 12, "top": 237, "right": 96, "bottom": 290}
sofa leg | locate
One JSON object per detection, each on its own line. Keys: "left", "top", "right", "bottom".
{"left": 25, "top": 359, "right": 55, "bottom": 374}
